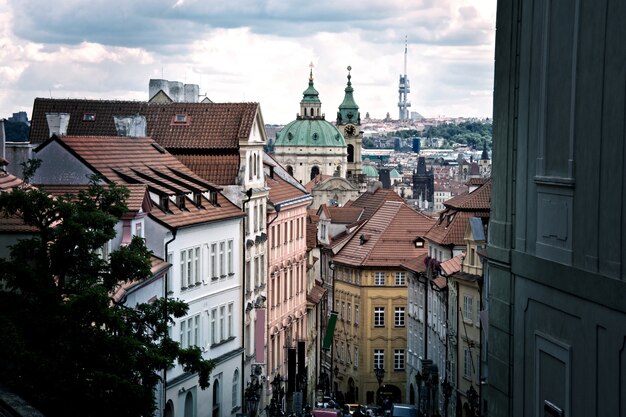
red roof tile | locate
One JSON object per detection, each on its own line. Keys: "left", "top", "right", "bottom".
{"left": 444, "top": 179, "right": 491, "bottom": 210}
{"left": 326, "top": 207, "right": 364, "bottom": 224}
{"left": 29, "top": 98, "right": 259, "bottom": 150}
{"left": 37, "top": 183, "right": 149, "bottom": 213}
{"left": 304, "top": 174, "right": 333, "bottom": 193}
{"left": 0, "top": 172, "right": 24, "bottom": 191}
{"left": 40, "top": 135, "right": 243, "bottom": 229}
{"left": 344, "top": 186, "right": 404, "bottom": 220}
{"left": 0, "top": 172, "right": 39, "bottom": 233}
{"left": 174, "top": 153, "right": 241, "bottom": 186}
{"left": 266, "top": 172, "right": 309, "bottom": 205}
{"left": 440, "top": 253, "right": 464, "bottom": 276}
{"left": 306, "top": 222, "right": 318, "bottom": 250}
{"left": 306, "top": 281, "right": 326, "bottom": 305}
{"left": 333, "top": 201, "right": 435, "bottom": 267}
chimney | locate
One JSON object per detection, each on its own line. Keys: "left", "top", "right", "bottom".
{"left": 366, "top": 180, "right": 382, "bottom": 194}
{"left": 379, "top": 168, "right": 391, "bottom": 189}
{"left": 114, "top": 115, "right": 147, "bottom": 137}
{"left": 45, "top": 112, "right": 70, "bottom": 137}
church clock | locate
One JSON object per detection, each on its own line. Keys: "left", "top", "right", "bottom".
{"left": 345, "top": 124, "right": 356, "bottom": 136}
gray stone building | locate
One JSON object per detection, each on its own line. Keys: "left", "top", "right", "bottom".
{"left": 486, "top": 1, "right": 626, "bottom": 416}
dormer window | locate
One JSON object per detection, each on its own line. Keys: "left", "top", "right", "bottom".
{"left": 193, "top": 193, "right": 202, "bottom": 207}
{"left": 172, "top": 114, "right": 190, "bottom": 125}
{"left": 209, "top": 191, "right": 218, "bottom": 206}
{"left": 160, "top": 196, "right": 170, "bottom": 211}
{"left": 83, "top": 113, "right": 96, "bottom": 121}
{"left": 176, "top": 195, "right": 186, "bottom": 209}
{"left": 413, "top": 237, "right": 425, "bottom": 248}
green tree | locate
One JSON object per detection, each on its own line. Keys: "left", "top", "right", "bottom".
{"left": 0, "top": 173, "right": 213, "bottom": 417}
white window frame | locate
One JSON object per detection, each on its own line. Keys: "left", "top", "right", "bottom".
{"left": 394, "top": 307, "right": 405, "bottom": 327}
{"left": 395, "top": 271, "right": 406, "bottom": 286}
{"left": 463, "top": 295, "right": 474, "bottom": 323}
{"left": 374, "top": 307, "right": 385, "bottom": 327}
{"left": 394, "top": 349, "right": 405, "bottom": 370}
{"left": 374, "top": 349, "right": 384, "bottom": 369}
{"left": 374, "top": 271, "right": 385, "bottom": 286}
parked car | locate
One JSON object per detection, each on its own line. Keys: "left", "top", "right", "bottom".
{"left": 390, "top": 404, "right": 418, "bottom": 417}
{"left": 364, "top": 405, "right": 382, "bottom": 417}
{"left": 346, "top": 404, "right": 363, "bottom": 415}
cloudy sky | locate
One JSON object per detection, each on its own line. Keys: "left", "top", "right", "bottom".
{"left": 0, "top": 0, "right": 496, "bottom": 125}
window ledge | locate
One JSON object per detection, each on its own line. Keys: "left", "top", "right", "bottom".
{"left": 210, "top": 336, "right": 236, "bottom": 348}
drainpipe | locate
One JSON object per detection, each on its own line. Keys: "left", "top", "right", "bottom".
{"left": 241, "top": 188, "right": 253, "bottom": 410}
{"left": 163, "top": 230, "right": 177, "bottom": 417}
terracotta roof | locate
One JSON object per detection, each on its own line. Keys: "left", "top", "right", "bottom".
{"left": 266, "top": 172, "right": 309, "bottom": 205}
{"left": 465, "top": 177, "right": 488, "bottom": 187}
{"left": 344, "top": 186, "right": 404, "bottom": 220}
{"left": 306, "top": 222, "right": 318, "bottom": 250}
{"left": 333, "top": 201, "right": 435, "bottom": 267}
{"left": 39, "top": 135, "right": 243, "bottom": 229}
{"left": 450, "top": 271, "right": 481, "bottom": 283}
{"left": 444, "top": 179, "right": 492, "bottom": 210}
{"left": 306, "top": 281, "right": 327, "bottom": 305}
{"left": 0, "top": 172, "right": 24, "bottom": 191}
{"left": 304, "top": 174, "right": 333, "bottom": 192}
{"left": 426, "top": 180, "right": 492, "bottom": 246}
{"left": 440, "top": 253, "right": 464, "bottom": 276}
{"left": 174, "top": 153, "right": 241, "bottom": 186}
{"left": 432, "top": 276, "right": 447, "bottom": 289}
{"left": 401, "top": 254, "right": 428, "bottom": 274}
{"left": 29, "top": 98, "right": 259, "bottom": 150}
{"left": 326, "top": 207, "right": 363, "bottom": 224}
{"left": 37, "top": 183, "right": 149, "bottom": 213}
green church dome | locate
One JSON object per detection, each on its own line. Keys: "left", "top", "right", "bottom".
{"left": 362, "top": 164, "right": 379, "bottom": 178}
{"left": 275, "top": 118, "right": 346, "bottom": 148}
{"left": 390, "top": 168, "right": 402, "bottom": 178}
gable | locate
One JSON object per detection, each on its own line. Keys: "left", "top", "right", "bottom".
{"left": 33, "top": 140, "right": 98, "bottom": 185}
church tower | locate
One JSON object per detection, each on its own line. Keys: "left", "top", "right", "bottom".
{"left": 336, "top": 66, "right": 363, "bottom": 181}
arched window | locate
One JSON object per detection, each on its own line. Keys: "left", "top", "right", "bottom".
{"left": 310, "top": 166, "right": 320, "bottom": 180}
{"left": 286, "top": 165, "right": 294, "bottom": 176}
{"left": 165, "top": 400, "right": 175, "bottom": 417}
{"left": 212, "top": 380, "right": 221, "bottom": 417}
{"left": 232, "top": 369, "right": 239, "bottom": 409}
{"left": 347, "top": 144, "right": 355, "bottom": 163}
{"left": 184, "top": 392, "right": 194, "bottom": 417}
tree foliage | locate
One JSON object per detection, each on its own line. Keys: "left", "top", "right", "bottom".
{"left": 0, "top": 174, "right": 214, "bottom": 417}
{"left": 425, "top": 121, "right": 492, "bottom": 149}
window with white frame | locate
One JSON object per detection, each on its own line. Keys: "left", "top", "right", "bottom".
{"left": 395, "top": 272, "right": 406, "bottom": 286}
{"left": 354, "top": 346, "right": 359, "bottom": 367}
{"left": 219, "top": 241, "right": 226, "bottom": 277}
{"left": 340, "top": 342, "right": 345, "bottom": 362}
{"left": 374, "top": 349, "right": 384, "bottom": 369}
{"left": 259, "top": 254, "right": 265, "bottom": 284}
{"left": 394, "top": 349, "right": 405, "bottom": 370}
{"left": 211, "top": 309, "right": 217, "bottom": 345}
{"left": 227, "top": 303, "right": 234, "bottom": 338}
{"left": 394, "top": 307, "right": 405, "bottom": 327}
{"left": 374, "top": 307, "right": 385, "bottom": 327}
{"left": 232, "top": 369, "right": 239, "bottom": 408}
{"left": 347, "top": 303, "right": 351, "bottom": 322}
{"left": 346, "top": 343, "right": 351, "bottom": 364}
{"left": 180, "top": 314, "right": 200, "bottom": 348}
{"left": 210, "top": 243, "right": 218, "bottom": 279}
{"left": 180, "top": 246, "right": 200, "bottom": 288}
{"left": 166, "top": 252, "right": 173, "bottom": 294}
{"left": 219, "top": 305, "right": 226, "bottom": 341}
{"left": 227, "top": 240, "right": 234, "bottom": 275}
{"left": 355, "top": 305, "right": 359, "bottom": 325}
{"left": 341, "top": 302, "right": 345, "bottom": 320}
{"left": 463, "top": 295, "right": 474, "bottom": 323}
{"left": 374, "top": 272, "right": 385, "bottom": 286}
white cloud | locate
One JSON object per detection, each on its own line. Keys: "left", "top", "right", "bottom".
{"left": 0, "top": 0, "right": 497, "bottom": 123}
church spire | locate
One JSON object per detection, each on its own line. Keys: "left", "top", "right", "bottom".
{"left": 300, "top": 62, "right": 322, "bottom": 119}
{"left": 337, "top": 65, "right": 360, "bottom": 125}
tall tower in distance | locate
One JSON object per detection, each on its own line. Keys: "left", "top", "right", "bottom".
{"left": 398, "top": 36, "right": 411, "bottom": 121}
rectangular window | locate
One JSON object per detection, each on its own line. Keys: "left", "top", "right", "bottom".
{"left": 375, "top": 272, "right": 385, "bottom": 286}
{"left": 347, "top": 303, "right": 352, "bottom": 322}
{"left": 259, "top": 254, "right": 265, "bottom": 284}
{"left": 254, "top": 204, "right": 258, "bottom": 232}
{"left": 180, "top": 250, "right": 186, "bottom": 288}
{"left": 227, "top": 240, "right": 233, "bottom": 275}
{"left": 394, "top": 349, "right": 405, "bottom": 370}
{"left": 219, "top": 306, "right": 225, "bottom": 341}
{"left": 211, "top": 309, "right": 217, "bottom": 344}
{"left": 354, "top": 346, "right": 359, "bottom": 367}
{"left": 395, "top": 272, "right": 406, "bottom": 286}
{"left": 186, "top": 248, "right": 193, "bottom": 287}
{"left": 341, "top": 302, "right": 345, "bottom": 320}
{"left": 277, "top": 224, "right": 281, "bottom": 246}
{"left": 463, "top": 295, "right": 474, "bottom": 322}
{"left": 374, "top": 349, "right": 384, "bottom": 369}
{"left": 166, "top": 252, "right": 173, "bottom": 293}
{"left": 193, "top": 247, "right": 200, "bottom": 285}
{"left": 355, "top": 305, "right": 359, "bottom": 325}
{"left": 180, "top": 320, "right": 186, "bottom": 346}
{"left": 464, "top": 348, "right": 473, "bottom": 378}
{"left": 284, "top": 222, "right": 288, "bottom": 245}
{"left": 228, "top": 303, "right": 234, "bottom": 338}
{"left": 340, "top": 342, "right": 345, "bottom": 362}
{"left": 211, "top": 243, "right": 217, "bottom": 278}
{"left": 219, "top": 241, "right": 226, "bottom": 277}
{"left": 374, "top": 307, "right": 385, "bottom": 327}
{"left": 395, "top": 307, "right": 405, "bottom": 327}
{"left": 290, "top": 220, "right": 294, "bottom": 241}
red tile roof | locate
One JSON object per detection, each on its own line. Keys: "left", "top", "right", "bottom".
{"left": 440, "top": 253, "right": 464, "bottom": 276}
{"left": 333, "top": 201, "right": 435, "bottom": 267}
{"left": 174, "top": 153, "right": 241, "bottom": 186}
{"left": 40, "top": 135, "right": 243, "bottom": 229}
{"left": 304, "top": 174, "right": 333, "bottom": 193}
{"left": 0, "top": 172, "right": 39, "bottom": 233}
{"left": 425, "top": 180, "right": 491, "bottom": 246}
{"left": 37, "top": 183, "right": 149, "bottom": 213}
{"left": 0, "top": 172, "right": 24, "bottom": 191}
{"left": 306, "top": 281, "right": 326, "bottom": 305}
{"left": 266, "top": 172, "right": 309, "bottom": 205}
{"left": 327, "top": 207, "right": 364, "bottom": 224}
{"left": 306, "top": 222, "right": 318, "bottom": 250}
{"left": 29, "top": 98, "right": 260, "bottom": 150}
{"left": 401, "top": 253, "right": 428, "bottom": 274}
{"left": 343, "top": 186, "right": 405, "bottom": 220}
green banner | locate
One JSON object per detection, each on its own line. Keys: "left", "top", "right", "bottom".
{"left": 322, "top": 311, "right": 338, "bottom": 350}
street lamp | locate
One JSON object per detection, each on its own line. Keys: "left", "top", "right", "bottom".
{"left": 267, "top": 373, "right": 285, "bottom": 417}
{"left": 466, "top": 385, "right": 479, "bottom": 417}
{"left": 245, "top": 374, "right": 262, "bottom": 417}
{"left": 374, "top": 367, "right": 385, "bottom": 405}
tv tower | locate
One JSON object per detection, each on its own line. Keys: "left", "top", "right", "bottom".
{"left": 398, "top": 36, "right": 411, "bottom": 121}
